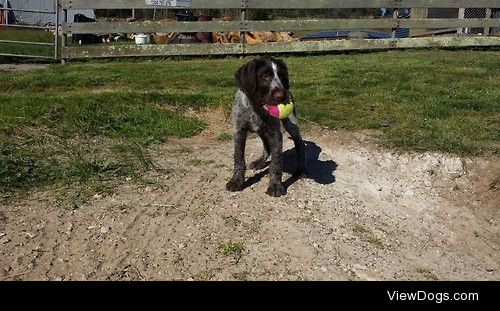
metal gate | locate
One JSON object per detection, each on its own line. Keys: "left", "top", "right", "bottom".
{"left": 0, "top": 0, "right": 58, "bottom": 60}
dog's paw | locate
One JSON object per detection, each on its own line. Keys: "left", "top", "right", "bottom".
{"left": 248, "top": 159, "right": 268, "bottom": 170}
{"left": 266, "top": 183, "right": 286, "bottom": 197}
{"left": 226, "top": 179, "right": 244, "bottom": 192}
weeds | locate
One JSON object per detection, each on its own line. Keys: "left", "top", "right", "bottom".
{"left": 219, "top": 241, "right": 244, "bottom": 263}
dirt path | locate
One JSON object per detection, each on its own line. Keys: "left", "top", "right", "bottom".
{"left": 0, "top": 122, "right": 498, "bottom": 280}
{"left": 0, "top": 64, "right": 49, "bottom": 72}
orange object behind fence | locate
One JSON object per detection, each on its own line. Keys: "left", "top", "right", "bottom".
{"left": 0, "top": 9, "right": 5, "bottom": 25}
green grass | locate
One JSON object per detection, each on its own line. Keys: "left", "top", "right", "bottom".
{"left": 232, "top": 271, "right": 250, "bottom": 281}
{"left": 0, "top": 28, "right": 55, "bottom": 59}
{"left": 289, "top": 50, "right": 499, "bottom": 155}
{"left": 0, "top": 28, "right": 54, "bottom": 43}
{"left": 0, "top": 92, "right": 206, "bottom": 143}
{"left": 353, "top": 223, "right": 368, "bottom": 234}
{"left": 416, "top": 268, "right": 439, "bottom": 280}
{"left": 217, "top": 132, "right": 233, "bottom": 141}
{"left": 0, "top": 49, "right": 498, "bottom": 196}
{"left": 219, "top": 241, "right": 244, "bottom": 260}
{"left": 167, "top": 146, "right": 192, "bottom": 155}
{"left": 353, "top": 223, "right": 385, "bottom": 248}
{"left": 193, "top": 270, "right": 215, "bottom": 281}
{"left": 187, "top": 159, "right": 215, "bottom": 167}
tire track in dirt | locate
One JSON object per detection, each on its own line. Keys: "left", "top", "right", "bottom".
{"left": 98, "top": 164, "right": 224, "bottom": 279}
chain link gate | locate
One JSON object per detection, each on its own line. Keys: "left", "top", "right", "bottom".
{"left": 0, "top": 0, "right": 59, "bottom": 60}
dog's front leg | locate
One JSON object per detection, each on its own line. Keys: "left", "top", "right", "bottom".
{"left": 226, "top": 129, "right": 247, "bottom": 192}
{"left": 248, "top": 132, "right": 271, "bottom": 170}
{"left": 282, "top": 115, "right": 307, "bottom": 178}
{"left": 266, "top": 129, "right": 286, "bottom": 197}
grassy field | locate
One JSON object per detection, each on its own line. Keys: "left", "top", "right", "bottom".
{"left": 1, "top": 49, "right": 499, "bottom": 197}
{"left": 0, "top": 28, "right": 55, "bottom": 59}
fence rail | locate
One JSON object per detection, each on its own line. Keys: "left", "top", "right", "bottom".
{"left": 3, "top": 8, "right": 56, "bottom": 14}
{"left": 63, "top": 19, "right": 500, "bottom": 35}
{"left": 61, "top": 0, "right": 243, "bottom": 10}
{"left": 39, "top": 0, "right": 500, "bottom": 60}
{"left": 4, "top": 24, "right": 55, "bottom": 30}
{"left": 60, "top": 0, "right": 500, "bottom": 9}
{"left": 0, "top": 39, "right": 54, "bottom": 46}
{"left": 0, "top": 53, "right": 56, "bottom": 59}
{"left": 63, "top": 37, "right": 500, "bottom": 59}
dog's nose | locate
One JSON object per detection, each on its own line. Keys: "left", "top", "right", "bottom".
{"left": 273, "top": 89, "right": 285, "bottom": 102}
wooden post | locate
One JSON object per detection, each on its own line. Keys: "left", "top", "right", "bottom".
{"left": 391, "top": 10, "right": 398, "bottom": 38}
{"left": 61, "top": 9, "right": 67, "bottom": 64}
{"left": 410, "top": 8, "right": 428, "bottom": 37}
{"left": 55, "top": 0, "right": 59, "bottom": 61}
{"left": 484, "top": 8, "right": 492, "bottom": 35}
{"left": 458, "top": 8, "right": 465, "bottom": 34}
{"left": 240, "top": 0, "right": 246, "bottom": 52}
{"left": 240, "top": 8, "right": 246, "bottom": 43}
{"left": 3, "top": 0, "right": 7, "bottom": 25}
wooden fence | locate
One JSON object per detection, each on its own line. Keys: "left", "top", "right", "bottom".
{"left": 59, "top": 0, "right": 500, "bottom": 60}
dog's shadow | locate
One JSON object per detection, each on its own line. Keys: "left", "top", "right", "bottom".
{"left": 244, "top": 140, "right": 337, "bottom": 190}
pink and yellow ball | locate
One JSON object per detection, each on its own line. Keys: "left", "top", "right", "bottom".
{"left": 264, "top": 102, "right": 294, "bottom": 119}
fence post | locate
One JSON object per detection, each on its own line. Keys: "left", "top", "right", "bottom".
{"left": 410, "top": 8, "right": 428, "bottom": 37}
{"left": 391, "top": 10, "right": 398, "bottom": 38}
{"left": 3, "top": 0, "right": 7, "bottom": 25}
{"left": 54, "top": 0, "right": 59, "bottom": 60}
{"left": 484, "top": 8, "right": 492, "bottom": 35}
{"left": 458, "top": 8, "right": 465, "bottom": 34}
{"left": 240, "top": 0, "right": 246, "bottom": 55}
{"left": 61, "top": 8, "right": 67, "bottom": 64}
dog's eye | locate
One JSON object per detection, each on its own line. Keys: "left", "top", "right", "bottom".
{"left": 261, "top": 74, "right": 271, "bottom": 81}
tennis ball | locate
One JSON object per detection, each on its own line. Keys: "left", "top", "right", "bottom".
{"left": 264, "top": 102, "right": 294, "bottom": 119}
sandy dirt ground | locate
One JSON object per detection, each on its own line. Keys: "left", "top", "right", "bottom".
{"left": 0, "top": 64, "right": 49, "bottom": 72}
{"left": 0, "top": 111, "right": 498, "bottom": 281}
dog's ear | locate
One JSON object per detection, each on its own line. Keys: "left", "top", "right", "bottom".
{"left": 273, "top": 59, "right": 289, "bottom": 89}
{"left": 235, "top": 59, "right": 262, "bottom": 95}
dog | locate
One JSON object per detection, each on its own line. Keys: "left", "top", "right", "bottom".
{"left": 72, "top": 14, "right": 101, "bottom": 45}
{"left": 226, "top": 57, "right": 306, "bottom": 197}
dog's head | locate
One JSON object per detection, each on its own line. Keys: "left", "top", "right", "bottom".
{"left": 235, "top": 57, "right": 289, "bottom": 106}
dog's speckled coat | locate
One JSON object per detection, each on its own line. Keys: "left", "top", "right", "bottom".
{"left": 226, "top": 57, "right": 306, "bottom": 197}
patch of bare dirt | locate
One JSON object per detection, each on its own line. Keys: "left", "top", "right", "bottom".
{"left": 0, "top": 121, "right": 498, "bottom": 280}
{"left": 0, "top": 64, "right": 49, "bottom": 72}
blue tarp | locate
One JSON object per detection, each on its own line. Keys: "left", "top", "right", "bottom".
{"left": 301, "top": 29, "right": 410, "bottom": 40}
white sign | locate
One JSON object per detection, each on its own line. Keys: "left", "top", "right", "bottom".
{"left": 145, "top": 0, "right": 191, "bottom": 7}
